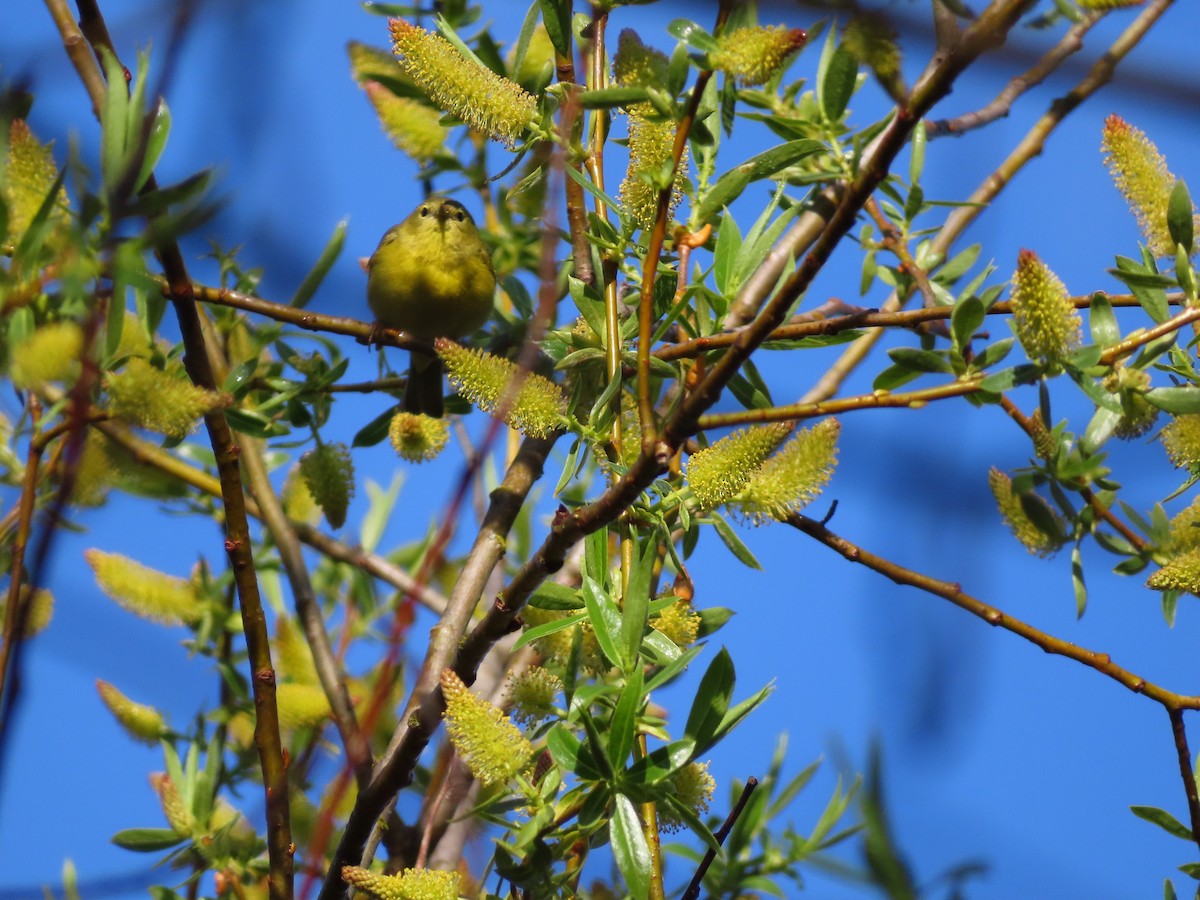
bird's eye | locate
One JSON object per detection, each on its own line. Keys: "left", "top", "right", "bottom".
{"left": 456, "top": 211, "right": 465, "bottom": 222}
{"left": 420, "top": 207, "right": 429, "bottom": 217}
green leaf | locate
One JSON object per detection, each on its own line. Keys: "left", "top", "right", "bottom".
{"left": 622, "top": 537, "right": 655, "bottom": 669}
{"left": 667, "top": 19, "right": 720, "bottom": 53}
{"left": 512, "top": 610, "right": 586, "bottom": 651}
{"left": 529, "top": 582, "right": 584, "bottom": 610}
{"left": 579, "top": 86, "right": 652, "bottom": 109}
{"left": 694, "top": 140, "right": 825, "bottom": 224}
{"left": 224, "top": 407, "right": 288, "bottom": 439}
{"left": 1131, "top": 805, "right": 1194, "bottom": 841}
{"left": 1167, "top": 180, "right": 1195, "bottom": 255}
{"left": 886, "top": 347, "right": 953, "bottom": 374}
{"left": 546, "top": 724, "right": 605, "bottom": 781}
{"left": 291, "top": 219, "right": 347, "bottom": 309}
{"left": 1071, "top": 543, "right": 1087, "bottom": 619}
{"left": 351, "top": 405, "right": 396, "bottom": 448}
{"left": 111, "top": 828, "right": 187, "bottom": 852}
{"left": 909, "top": 121, "right": 926, "bottom": 184}
{"left": 583, "top": 575, "right": 625, "bottom": 670}
{"left": 1146, "top": 387, "right": 1200, "bottom": 415}
{"left": 536, "top": 0, "right": 571, "bottom": 56}
{"left": 607, "top": 665, "right": 644, "bottom": 768}
{"left": 950, "top": 295, "right": 985, "bottom": 353}
{"left": 611, "top": 794, "right": 652, "bottom": 900}
{"left": 684, "top": 647, "right": 734, "bottom": 751}
{"left": 1089, "top": 294, "right": 1119, "bottom": 348}
{"left": 819, "top": 46, "right": 857, "bottom": 122}
{"left": 133, "top": 99, "right": 171, "bottom": 193}
{"left": 713, "top": 211, "right": 742, "bottom": 296}
{"left": 99, "top": 47, "right": 131, "bottom": 192}
{"left": 708, "top": 514, "right": 761, "bottom": 569}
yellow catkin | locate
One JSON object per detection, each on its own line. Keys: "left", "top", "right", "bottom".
{"left": 1101, "top": 114, "right": 1196, "bottom": 257}
{"left": 96, "top": 680, "right": 168, "bottom": 743}
{"left": 1147, "top": 548, "right": 1200, "bottom": 596}
{"left": 389, "top": 19, "right": 536, "bottom": 147}
{"left": 440, "top": 668, "right": 533, "bottom": 787}
{"left": 298, "top": 442, "right": 355, "bottom": 529}
{"left": 363, "top": 82, "right": 448, "bottom": 163}
{"left": 508, "top": 666, "right": 562, "bottom": 726}
{"left": 341, "top": 866, "right": 461, "bottom": 900}
{"left": 9, "top": 321, "right": 83, "bottom": 389}
{"left": 711, "top": 25, "right": 808, "bottom": 86}
{"left": 732, "top": 418, "right": 840, "bottom": 524}
{"left": 988, "top": 468, "right": 1064, "bottom": 557}
{"left": 388, "top": 411, "right": 449, "bottom": 462}
{"left": 4, "top": 119, "right": 69, "bottom": 243}
{"left": 86, "top": 549, "right": 203, "bottom": 625}
{"left": 276, "top": 682, "right": 332, "bottom": 731}
{"left": 1009, "top": 249, "right": 1080, "bottom": 367}
{"left": 1161, "top": 414, "right": 1200, "bottom": 470}
{"left": 687, "top": 423, "right": 791, "bottom": 509}
{"left": 651, "top": 599, "right": 701, "bottom": 649}
{"left": 105, "top": 358, "right": 225, "bottom": 438}
{"left": 656, "top": 761, "right": 715, "bottom": 833}
{"left": 437, "top": 339, "right": 567, "bottom": 437}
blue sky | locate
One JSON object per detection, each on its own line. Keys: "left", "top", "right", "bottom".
{"left": 2, "top": 1, "right": 1199, "bottom": 897}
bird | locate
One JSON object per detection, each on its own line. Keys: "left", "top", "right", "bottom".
{"left": 366, "top": 197, "right": 495, "bottom": 417}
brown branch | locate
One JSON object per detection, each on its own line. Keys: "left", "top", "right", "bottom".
{"left": 318, "top": 434, "right": 555, "bottom": 899}
{"left": 42, "top": 0, "right": 295, "bottom": 889}
{"left": 656, "top": 293, "right": 1185, "bottom": 363}
{"left": 926, "top": 10, "right": 1102, "bottom": 138}
{"left": 238, "top": 439, "right": 371, "bottom": 785}
{"left": 801, "top": 0, "right": 1172, "bottom": 407}
{"left": 698, "top": 378, "right": 982, "bottom": 430}
{"left": 786, "top": 511, "right": 1200, "bottom": 710}
{"left": 637, "top": 66, "right": 719, "bottom": 451}
{"left": 1168, "top": 707, "right": 1200, "bottom": 853}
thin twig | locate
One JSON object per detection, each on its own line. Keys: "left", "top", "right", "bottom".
{"left": 926, "top": 10, "right": 1102, "bottom": 138}
{"left": 786, "top": 512, "right": 1200, "bottom": 710}
{"left": 681, "top": 776, "right": 758, "bottom": 900}
{"left": 1168, "top": 708, "right": 1200, "bottom": 852}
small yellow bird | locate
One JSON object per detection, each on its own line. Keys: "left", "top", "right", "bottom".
{"left": 367, "top": 198, "right": 496, "bottom": 417}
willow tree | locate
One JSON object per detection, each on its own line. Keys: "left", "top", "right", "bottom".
{"left": 1, "top": 0, "right": 1196, "bottom": 898}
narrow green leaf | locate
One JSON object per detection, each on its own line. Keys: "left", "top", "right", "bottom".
{"left": 579, "top": 86, "right": 651, "bottom": 108}
{"left": 694, "top": 140, "right": 824, "bottom": 224}
{"left": 1146, "top": 387, "right": 1200, "bottom": 415}
{"left": 111, "top": 828, "right": 186, "bottom": 852}
{"left": 133, "top": 99, "right": 171, "bottom": 193}
{"left": 291, "top": 219, "right": 347, "bottom": 309}
{"left": 1167, "top": 180, "right": 1194, "bottom": 255}
{"left": 529, "top": 582, "right": 584, "bottom": 610}
{"left": 542, "top": 0, "right": 579, "bottom": 58}
{"left": 713, "top": 211, "right": 742, "bottom": 296}
{"left": 351, "top": 405, "right": 396, "bottom": 448}
{"left": 1131, "top": 805, "right": 1194, "bottom": 841}
{"left": 819, "top": 46, "right": 857, "bottom": 122}
{"left": 607, "top": 666, "right": 643, "bottom": 768}
{"left": 611, "top": 794, "right": 652, "bottom": 900}
{"left": 583, "top": 575, "right": 624, "bottom": 670}
{"left": 708, "top": 514, "right": 761, "bottom": 569}
{"left": 99, "top": 47, "right": 130, "bottom": 191}
{"left": 909, "top": 121, "right": 926, "bottom": 184}
{"left": 1071, "top": 543, "right": 1087, "bottom": 619}
{"left": 546, "top": 724, "right": 604, "bottom": 781}
{"left": 886, "top": 347, "right": 953, "bottom": 374}
{"left": 512, "top": 609, "right": 586, "bottom": 651}
{"left": 684, "top": 647, "right": 734, "bottom": 750}
{"left": 1089, "top": 294, "right": 1119, "bottom": 348}
{"left": 667, "top": 19, "right": 720, "bottom": 53}
{"left": 622, "top": 537, "right": 655, "bottom": 669}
